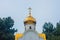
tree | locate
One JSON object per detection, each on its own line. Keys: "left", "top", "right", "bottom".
{"left": 53, "top": 21, "right": 60, "bottom": 36}
{"left": 43, "top": 21, "right": 60, "bottom": 40}
{"left": 0, "top": 17, "right": 17, "bottom": 40}
{"left": 43, "top": 22, "right": 54, "bottom": 39}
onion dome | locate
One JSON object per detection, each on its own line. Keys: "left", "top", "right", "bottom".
{"left": 24, "top": 8, "right": 36, "bottom": 24}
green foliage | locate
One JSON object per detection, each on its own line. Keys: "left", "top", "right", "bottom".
{"left": 43, "top": 22, "right": 54, "bottom": 39}
{"left": 53, "top": 22, "right": 60, "bottom": 36}
{"left": 43, "top": 22, "right": 60, "bottom": 40}
{"left": 0, "top": 17, "right": 17, "bottom": 40}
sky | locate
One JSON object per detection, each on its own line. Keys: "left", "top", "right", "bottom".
{"left": 0, "top": 0, "right": 60, "bottom": 34}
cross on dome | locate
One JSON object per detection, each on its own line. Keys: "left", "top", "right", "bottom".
{"left": 28, "top": 7, "right": 32, "bottom": 16}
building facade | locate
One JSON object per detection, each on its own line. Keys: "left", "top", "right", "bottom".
{"left": 15, "top": 8, "right": 46, "bottom": 40}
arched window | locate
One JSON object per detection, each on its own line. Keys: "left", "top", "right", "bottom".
{"left": 30, "top": 26, "right": 31, "bottom": 29}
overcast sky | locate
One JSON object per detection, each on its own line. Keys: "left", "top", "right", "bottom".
{"left": 0, "top": 0, "right": 60, "bottom": 33}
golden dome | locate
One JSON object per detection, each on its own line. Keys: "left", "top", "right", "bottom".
{"left": 24, "top": 8, "right": 36, "bottom": 24}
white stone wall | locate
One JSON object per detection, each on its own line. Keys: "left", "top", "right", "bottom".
{"left": 18, "top": 30, "right": 44, "bottom": 40}
{"left": 25, "top": 24, "right": 36, "bottom": 31}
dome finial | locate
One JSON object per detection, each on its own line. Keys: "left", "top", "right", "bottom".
{"left": 28, "top": 7, "right": 32, "bottom": 16}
